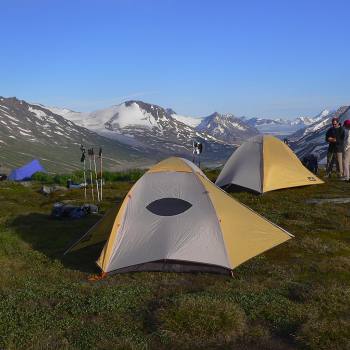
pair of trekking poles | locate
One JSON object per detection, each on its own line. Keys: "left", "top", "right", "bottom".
{"left": 80, "top": 145, "right": 103, "bottom": 202}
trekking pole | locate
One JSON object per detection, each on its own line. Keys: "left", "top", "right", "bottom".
{"left": 80, "top": 144, "right": 87, "bottom": 201}
{"left": 92, "top": 148, "right": 100, "bottom": 202}
{"left": 99, "top": 147, "right": 103, "bottom": 201}
{"left": 88, "top": 148, "right": 95, "bottom": 202}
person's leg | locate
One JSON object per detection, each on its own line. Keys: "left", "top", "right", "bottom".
{"left": 343, "top": 149, "right": 350, "bottom": 180}
{"left": 326, "top": 152, "right": 332, "bottom": 176}
{"left": 326, "top": 151, "right": 334, "bottom": 176}
{"left": 336, "top": 152, "right": 343, "bottom": 176}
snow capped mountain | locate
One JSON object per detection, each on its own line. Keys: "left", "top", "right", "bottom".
{"left": 3, "top": 95, "right": 342, "bottom": 170}
{"left": 0, "top": 97, "right": 152, "bottom": 172}
{"left": 241, "top": 110, "right": 332, "bottom": 136}
{"left": 291, "top": 106, "right": 350, "bottom": 163}
{"left": 55, "top": 100, "right": 237, "bottom": 165}
{"left": 196, "top": 112, "right": 259, "bottom": 144}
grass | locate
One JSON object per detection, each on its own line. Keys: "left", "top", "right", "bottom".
{"left": 0, "top": 171, "right": 350, "bottom": 349}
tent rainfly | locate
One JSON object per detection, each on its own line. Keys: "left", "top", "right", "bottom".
{"left": 66, "top": 157, "right": 293, "bottom": 275}
{"left": 8, "top": 159, "right": 46, "bottom": 181}
{"left": 215, "top": 135, "right": 324, "bottom": 194}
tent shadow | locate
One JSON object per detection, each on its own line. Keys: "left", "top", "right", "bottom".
{"left": 9, "top": 213, "right": 105, "bottom": 274}
{"left": 222, "top": 184, "right": 261, "bottom": 195}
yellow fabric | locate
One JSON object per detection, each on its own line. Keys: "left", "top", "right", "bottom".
{"left": 263, "top": 136, "right": 324, "bottom": 193}
{"left": 96, "top": 157, "right": 192, "bottom": 272}
{"left": 67, "top": 205, "right": 120, "bottom": 253}
{"left": 96, "top": 191, "right": 133, "bottom": 271}
{"left": 147, "top": 157, "right": 192, "bottom": 173}
{"left": 198, "top": 175, "right": 293, "bottom": 268}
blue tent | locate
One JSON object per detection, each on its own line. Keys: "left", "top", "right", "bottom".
{"left": 8, "top": 159, "right": 46, "bottom": 181}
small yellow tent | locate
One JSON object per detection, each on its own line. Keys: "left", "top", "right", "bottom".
{"left": 66, "top": 157, "right": 293, "bottom": 275}
{"left": 216, "top": 135, "right": 324, "bottom": 194}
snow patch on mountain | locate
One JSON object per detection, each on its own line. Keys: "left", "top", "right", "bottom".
{"left": 108, "top": 102, "right": 158, "bottom": 129}
{"left": 171, "top": 113, "right": 203, "bottom": 127}
{"left": 28, "top": 106, "right": 48, "bottom": 120}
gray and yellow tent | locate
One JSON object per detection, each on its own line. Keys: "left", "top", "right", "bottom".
{"left": 66, "top": 157, "right": 293, "bottom": 275}
{"left": 216, "top": 135, "right": 324, "bottom": 194}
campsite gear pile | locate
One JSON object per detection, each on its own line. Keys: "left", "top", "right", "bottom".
{"left": 52, "top": 202, "right": 98, "bottom": 219}
{"left": 215, "top": 135, "right": 323, "bottom": 193}
{"left": 66, "top": 157, "right": 293, "bottom": 275}
{"left": 40, "top": 185, "right": 67, "bottom": 195}
{"left": 66, "top": 179, "right": 84, "bottom": 189}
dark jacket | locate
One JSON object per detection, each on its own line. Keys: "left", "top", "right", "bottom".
{"left": 326, "top": 126, "right": 345, "bottom": 152}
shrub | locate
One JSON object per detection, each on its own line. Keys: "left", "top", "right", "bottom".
{"left": 31, "top": 170, "right": 146, "bottom": 185}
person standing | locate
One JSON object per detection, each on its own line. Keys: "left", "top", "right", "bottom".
{"left": 342, "top": 120, "right": 350, "bottom": 181}
{"left": 325, "top": 117, "right": 345, "bottom": 177}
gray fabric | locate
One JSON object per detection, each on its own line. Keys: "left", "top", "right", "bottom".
{"left": 216, "top": 137, "right": 263, "bottom": 193}
{"left": 106, "top": 172, "right": 230, "bottom": 272}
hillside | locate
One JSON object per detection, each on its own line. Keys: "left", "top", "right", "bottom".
{"left": 0, "top": 173, "right": 349, "bottom": 349}
{"left": 0, "top": 97, "right": 154, "bottom": 172}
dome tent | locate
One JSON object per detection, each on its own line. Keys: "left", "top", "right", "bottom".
{"left": 66, "top": 157, "right": 293, "bottom": 275}
{"left": 216, "top": 135, "right": 324, "bottom": 194}
{"left": 8, "top": 159, "right": 46, "bottom": 181}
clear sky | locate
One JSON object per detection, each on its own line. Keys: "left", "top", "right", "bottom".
{"left": 1, "top": 0, "right": 349, "bottom": 118}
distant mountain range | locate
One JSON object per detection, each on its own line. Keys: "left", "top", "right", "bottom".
{"left": 41, "top": 100, "right": 240, "bottom": 167}
{"left": 0, "top": 95, "right": 346, "bottom": 172}
{"left": 1, "top": 98, "right": 245, "bottom": 172}
{"left": 240, "top": 110, "right": 332, "bottom": 136}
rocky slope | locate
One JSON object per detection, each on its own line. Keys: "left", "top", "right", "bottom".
{"left": 0, "top": 97, "right": 153, "bottom": 172}
{"left": 196, "top": 112, "right": 259, "bottom": 144}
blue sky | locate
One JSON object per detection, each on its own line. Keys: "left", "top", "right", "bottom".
{"left": 1, "top": 0, "right": 349, "bottom": 118}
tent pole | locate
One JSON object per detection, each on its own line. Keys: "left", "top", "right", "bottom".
{"left": 83, "top": 159, "right": 87, "bottom": 201}
{"left": 93, "top": 150, "right": 100, "bottom": 202}
{"left": 88, "top": 149, "right": 95, "bottom": 202}
{"left": 99, "top": 148, "right": 103, "bottom": 201}
{"left": 80, "top": 144, "right": 87, "bottom": 201}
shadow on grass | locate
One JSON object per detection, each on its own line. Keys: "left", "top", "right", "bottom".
{"left": 9, "top": 213, "right": 104, "bottom": 274}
